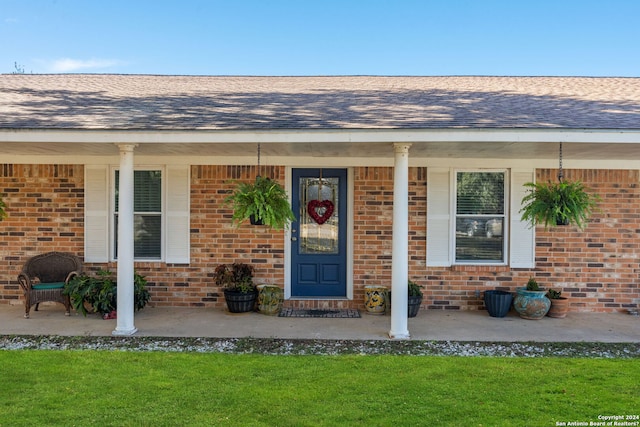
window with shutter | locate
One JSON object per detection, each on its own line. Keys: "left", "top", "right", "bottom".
{"left": 114, "top": 170, "right": 162, "bottom": 260}
{"left": 455, "top": 171, "right": 507, "bottom": 264}
{"left": 427, "top": 167, "right": 534, "bottom": 268}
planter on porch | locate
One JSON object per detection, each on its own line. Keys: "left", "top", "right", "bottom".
{"left": 407, "top": 280, "right": 423, "bottom": 318}
{"left": 383, "top": 280, "right": 424, "bottom": 317}
{"left": 408, "top": 294, "right": 423, "bottom": 318}
{"left": 484, "top": 290, "right": 513, "bottom": 318}
{"left": 547, "top": 289, "right": 569, "bottom": 318}
{"left": 215, "top": 263, "right": 257, "bottom": 314}
{"left": 257, "top": 284, "right": 283, "bottom": 315}
{"left": 223, "top": 289, "right": 258, "bottom": 313}
{"left": 364, "top": 285, "right": 388, "bottom": 315}
{"left": 513, "top": 288, "right": 550, "bottom": 320}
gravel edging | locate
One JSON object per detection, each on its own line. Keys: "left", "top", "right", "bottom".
{"left": 1, "top": 335, "right": 639, "bottom": 357}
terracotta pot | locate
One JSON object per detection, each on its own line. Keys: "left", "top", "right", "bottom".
{"left": 547, "top": 297, "right": 569, "bottom": 318}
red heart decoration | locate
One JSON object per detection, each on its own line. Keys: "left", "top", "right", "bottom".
{"left": 307, "top": 200, "right": 335, "bottom": 225}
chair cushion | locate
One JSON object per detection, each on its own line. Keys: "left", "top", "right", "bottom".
{"left": 32, "top": 282, "right": 65, "bottom": 290}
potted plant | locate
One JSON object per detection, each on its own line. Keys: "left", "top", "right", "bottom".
{"left": 408, "top": 280, "right": 423, "bottom": 318}
{"left": 520, "top": 180, "right": 599, "bottom": 230}
{"left": 484, "top": 289, "right": 513, "bottom": 318}
{"left": 256, "top": 284, "right": 284, "bottom": 316}
{"left": 546, "top": 289, "right": 569, "bottom": 318}
{"left": 214, "top": 262, "right": 257, "bottom": 313}
{"left": 64, "top": 269, "right": 150, "bottom": 318}
{"left": 225, "top": 175, "right": 296, "bottom": 230}
{"left": 513, "top": 277, "right": 551, "bottom": 320}
{"left": 382, "top": 280, "right": 424, "bottom": 317}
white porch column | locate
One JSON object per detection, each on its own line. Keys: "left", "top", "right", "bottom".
{"left": 389, "top": 143, "right": 412, "bottom": 339}
{"left": 113, "top": 143, "right": 138, "bottom": 336}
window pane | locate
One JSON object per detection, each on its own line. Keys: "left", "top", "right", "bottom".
{"left": 114, "top": 214, "right": 162, "bottom": 259}
{"left": 134, "top": 171, "right": 162, "bottom": 212}
{"left": 115, "top": 170, "right": 162, "bottom": 212}
{"left": 456, "top": 172, "right": 504, "bottom": 215}
{"left": 455, "top": 217, "right": 504, "bottom": 262}
{"left": 455, "top": 171, "right": 505, "bottom": 263}
{"left": 114, "top": 169, "right": 162, "bottom": 260}
{"left": 299, "top": 177, "right": 339, "bottom": 254}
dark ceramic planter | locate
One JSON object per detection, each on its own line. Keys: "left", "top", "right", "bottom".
{"left": 484, "top": 290, "right": 513, "bottom": 318}
{"left": 408, "top": 295, "right": 422, "bottom": 318}
{"left": 224, "top": 289, "right": 258, "bottom": 313}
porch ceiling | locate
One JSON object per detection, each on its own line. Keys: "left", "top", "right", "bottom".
{"left": 1, "top": 138, "right": 640, "bottom": 160}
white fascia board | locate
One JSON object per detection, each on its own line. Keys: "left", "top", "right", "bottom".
{"left": 1, "top": 128, "right": 640, "bottom": 144}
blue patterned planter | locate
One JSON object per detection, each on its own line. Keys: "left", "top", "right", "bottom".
{"left": 513, "top": 288, "right": 550, "bottom": 320}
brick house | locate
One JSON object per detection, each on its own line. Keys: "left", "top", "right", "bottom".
{"left": 1, "top": 75, "right": 639, "bottom": 336}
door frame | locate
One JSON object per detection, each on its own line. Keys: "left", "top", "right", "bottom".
{"left": 284, "top": 166, "right": 354, "bottom": 300}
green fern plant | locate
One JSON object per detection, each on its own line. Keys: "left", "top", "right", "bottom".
{"left": 520, "top": 180, "right": 599, "bottom": 230}
{"left": 547, "top": 289, "right": 562, "bottom": 299}
{"left": 408, "top": 280, "right": 423, "bottom": 297}
{"left": 225, "top": 175, "right": 295, "bottom": 230}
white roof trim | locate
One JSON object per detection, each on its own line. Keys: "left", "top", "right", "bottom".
{"left": 1, "top": 128, "right": 640, "bottom": 144}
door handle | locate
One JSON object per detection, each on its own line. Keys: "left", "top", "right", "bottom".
{"left": 291, "top": 237, "right": 298, "bottom": 241}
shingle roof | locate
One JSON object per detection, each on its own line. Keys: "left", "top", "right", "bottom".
{"left": 1, "top": 75, "right": 639, "bottom": 130}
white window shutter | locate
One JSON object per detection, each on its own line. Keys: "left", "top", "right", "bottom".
{"left": 85, "top": 166, "right": 109, "bottom": 262}
{"left": 427, "top": 167, "right": 452, "bottom": 267}
{"left": 510, "top": 169, "right": 535, "bottom": 268}
{"left": 165, "top": 166, "right": 190, "bottom": 264}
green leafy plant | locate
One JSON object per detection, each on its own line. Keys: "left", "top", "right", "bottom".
{"left": 225, "top": 175, "right": 295, "bottom": 230}
{"left": 408, "top": 279, "right": 423, "bottom": 297}
{"left": 520, "top": 180, "right": 599, "bottom": 230}
{"left": 214, "top": 262, "right": 255, "bottom": 294}
{"left": 547, "top": 289, "right": 562, "bottom": 299}
{"left": 64, "top": 269, "right": 150, "bottom": 316}
{"left": 526, "top": 277, "right": 540, "bottom": 291}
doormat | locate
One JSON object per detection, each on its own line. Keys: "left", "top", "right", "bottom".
{"left": 278, "top": 308, "right": 361, "bottom": 318}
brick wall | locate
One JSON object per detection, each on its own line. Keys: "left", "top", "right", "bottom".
{"left": 420, "top": 168, "right": 640, "bottom": 313}
{"left": 0, "top": 164, "right": 85, "bottom": 304}
{"left": 1, "top": 164, "right": 637, "bottom": 313}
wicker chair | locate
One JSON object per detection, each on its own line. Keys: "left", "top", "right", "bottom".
{"left": 17, "top": 252, "right": 83, "bottom": 318}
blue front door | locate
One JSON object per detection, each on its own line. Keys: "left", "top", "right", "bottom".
{"left": 291, "top": 168, "right": 347, "bottom": 297}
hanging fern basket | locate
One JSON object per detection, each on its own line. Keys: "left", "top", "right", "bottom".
{"left": 520, "top": 180, "right": 599, "bottom": 230}
{"left": 519, "top": 142, "right": 599, "bottom": 230}
{"left": 225, "top": 144, "right": 295, "bottom": 230}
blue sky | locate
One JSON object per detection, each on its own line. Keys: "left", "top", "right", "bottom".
{"left": 2, "top": 0, "right": 639, "bottom": 76}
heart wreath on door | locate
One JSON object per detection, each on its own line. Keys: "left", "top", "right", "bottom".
{"left": 307, "top": 199, "right": 334, "bottom": 225}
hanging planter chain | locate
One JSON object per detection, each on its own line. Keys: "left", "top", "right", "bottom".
{"left": 257, "top": 142, "right": 261, "bottom": 178}
{"left": 558, "top": 141, "right": 563, "bottom": 182}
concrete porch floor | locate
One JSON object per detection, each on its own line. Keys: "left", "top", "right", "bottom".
{"left": 1, "top": 303, "right": 638, "bottom": 342}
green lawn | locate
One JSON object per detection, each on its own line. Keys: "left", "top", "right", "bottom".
{"left": 0, "top": 351, "right": 637, "bottom": 426}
